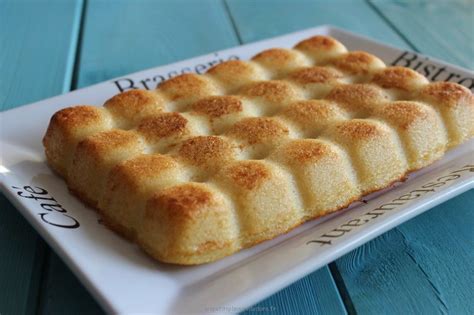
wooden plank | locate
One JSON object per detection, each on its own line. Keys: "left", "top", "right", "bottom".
{"left": 336, "top": 191, "right": 474, "bottom": 314}
{"left": 225, "top": 0, "right": 409, "bottom": 46}
{"left": 226, "top": 0, "right": 474, "bottom": 313}
{"left": 0, "top": 0, "right": 83, "bottom": 110}
{"left": 75, "top": 0, "right": 239, "bottom": 88}
{"left": 0, "top": 194, "right": 46, "bottom": 315}
{"left": 38, "top": 251, "right": 103, "bottom": 315}
{"left": 370, "top": 0, "right": 474, "bottom": 68}
{"left": 0, "top": 0, "right": 83, "bottom": 314}
{"left": 242, "top": 267, "right": 346, "bottom": 315}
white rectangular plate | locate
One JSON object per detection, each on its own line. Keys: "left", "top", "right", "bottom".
{"left": 1, "top": 25, "right": 473, "bottom": 314}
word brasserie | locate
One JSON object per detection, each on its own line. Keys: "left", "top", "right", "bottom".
{"left": 112, "top": 53, "right": 240, "bottom": 92}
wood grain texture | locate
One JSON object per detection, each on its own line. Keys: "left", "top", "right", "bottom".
{"left": 36, "top": 1, "right": 346, "bottom": 314}
{"left": 336, "top": 191, "right": 474, "bottom": 315}
{"left": 370, "top": 0, "right": 474, "bottom": 69}
{"left": 0, "top": 0, "right": 83, "bottom": 110}
{"left": 0, "top": 195, "right": 46, "bottom": 315}
{"left": 225, "top": 0, "right": 408, "bottom": 46}
{"left": 0, "top": 1, "right": 82, "bottom": 314}
{"left": 38, "top": 252, "right": 103, "bottom": 315}
{"left": 75, "top": 0, "right": 239, "bottom": 87}
{"left": 242, "top": 267, "right": 347, "bottom": 315}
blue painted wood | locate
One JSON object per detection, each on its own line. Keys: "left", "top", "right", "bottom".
{"left": 75, "top": 0, "right": 239, "bottom": 87}
{"left": 394, "top": 191, "right": 474, "bottom": 315}
{"left": 0, "top": 0, "right": 83, "bottom": 110}
{"left": 226, "top": 0, "right": 474, "bottom": 313}
{"left": 371, "top": 0, "right": 474, "bottom": 69}
{"left": 242, "top": 267, "right": 346, "bottom": 315}
{"left": 225, "top": 0, "right": 409, "bottom": 47}
{"left": 0, "top": 1, "right": 83, "bottom": 314}
{"left": 38, "top": 251, "right": 103, "bottom": 314}
{"left": 336, "top": 191, "right": 474, "bottom": 315}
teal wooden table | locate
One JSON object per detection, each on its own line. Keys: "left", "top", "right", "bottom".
{"left": 1, "top": 0, "right": 473, "bottom": 314}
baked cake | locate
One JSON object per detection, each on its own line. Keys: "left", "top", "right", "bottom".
{"left": 43, "top": 35, "right": 474, "bottom": 265}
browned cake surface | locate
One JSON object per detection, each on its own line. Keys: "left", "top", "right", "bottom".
{"left": 43, "top": 35, "right": 474, "bottom": 265}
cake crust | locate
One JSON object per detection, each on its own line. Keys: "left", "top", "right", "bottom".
{"left": 43, "top": 35, "right": 474, "bottom": 265}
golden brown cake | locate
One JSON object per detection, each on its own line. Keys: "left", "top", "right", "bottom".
{"left": 43, "top": 35, "right": 474, "bottom": 265}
